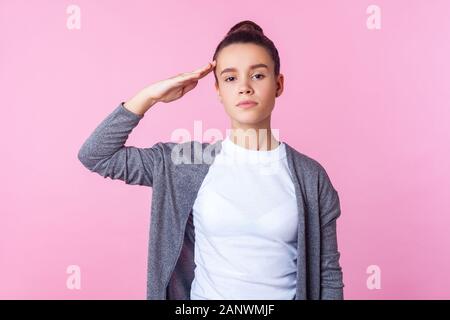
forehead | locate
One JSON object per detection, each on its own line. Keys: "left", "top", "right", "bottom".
{"left": 217, "top": 43, "right": 272, "bottom": 71}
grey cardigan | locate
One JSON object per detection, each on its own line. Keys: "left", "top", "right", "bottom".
{"left": 77, "top": 102, "right": 345, "bottom": 300}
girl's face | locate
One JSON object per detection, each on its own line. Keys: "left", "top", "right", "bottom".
{"left": 214, "top": 43, "right": 284, "bottom": 127}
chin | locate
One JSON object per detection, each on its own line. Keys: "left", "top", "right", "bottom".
{"left": 231, "top": 113, "right": 269, "bottom": 125}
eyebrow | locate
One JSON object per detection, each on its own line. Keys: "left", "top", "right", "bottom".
{"left": 219, "top": 63, "right": 269, "bottom": 76}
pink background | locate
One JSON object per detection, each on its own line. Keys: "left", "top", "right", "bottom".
{"left": 1, "top": 0, "right": 449, "bottom": 299}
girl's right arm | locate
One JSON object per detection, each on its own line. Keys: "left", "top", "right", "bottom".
{"left": 77, "top": 61, "right": 216, "bottom": 187}
{"left": 124, "top": 60, "right": 217, "bottom": 115}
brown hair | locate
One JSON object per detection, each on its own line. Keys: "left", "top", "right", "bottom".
{"left": 212, "top": 20, "right": 280, "bottom": 85}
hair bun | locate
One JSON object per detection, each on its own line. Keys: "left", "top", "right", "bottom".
{"left": 227, "top": 20, "right": 264, "bottom": 36}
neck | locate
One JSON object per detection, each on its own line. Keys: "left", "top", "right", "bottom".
{"left": 228, "top": 114, "right": 280, "bottom": 151}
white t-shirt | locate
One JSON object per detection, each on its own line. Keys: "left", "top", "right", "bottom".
{"left": 190, "top": 135, "right": 299, "bottom": 300}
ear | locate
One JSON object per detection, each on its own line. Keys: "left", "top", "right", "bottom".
{"left": 215, "top": 82, "right": 222, "bottom": 102}
{"left": 275, "top": 74, "right": 284, "bottom": 97}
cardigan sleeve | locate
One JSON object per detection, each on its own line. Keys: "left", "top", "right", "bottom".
{"left": 318, "top": 166, "right": 345, "bottom": 299}
{"left": 77, "top": 102, "right": 161, "bottom": 187}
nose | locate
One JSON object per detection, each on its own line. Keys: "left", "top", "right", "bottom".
{"left": 238, "top": 83, "right": 254, "bottom": 95}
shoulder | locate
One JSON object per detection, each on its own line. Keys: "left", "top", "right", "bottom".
{"left": 149, "top": 140, "right": 221, "bottom": 165}
{"left": 150, "top": 140, "right": 214, "bottom": 150}
{"left": 284, "top": 142, "right": 337, "bottom": 194}
{"left": 284, "top": 142, "right": 328, "bottom": 176}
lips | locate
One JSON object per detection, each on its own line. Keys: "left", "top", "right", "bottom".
{"left": 236, "top": 100, "right": 258, "bottom": 109}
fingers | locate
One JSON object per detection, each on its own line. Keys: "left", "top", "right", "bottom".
{"left": 193, "top": 62, "right": 212, "bottom": 74}
{"left": 178, "top": 61, "right": 216, "bottom": 82}
{"left": 192, "top": 62, "right": 215, "bottom": 79}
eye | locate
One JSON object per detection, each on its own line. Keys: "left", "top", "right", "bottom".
{"left": 224, "top": 74, "right": 265, "bottom": 82}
